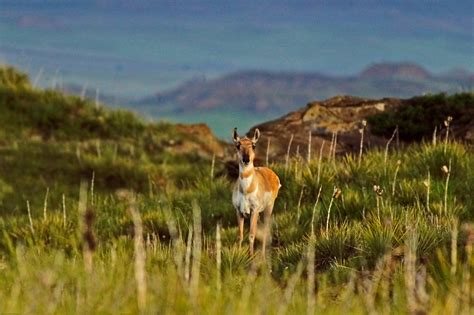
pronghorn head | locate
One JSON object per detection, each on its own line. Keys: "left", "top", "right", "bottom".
{"left": 233, "top": 128, "right": 260, "bottom": 166}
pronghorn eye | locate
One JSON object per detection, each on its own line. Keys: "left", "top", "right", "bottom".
{"left": 252, "top": 144, "right": 256, "bottom": 150}
{"left": 236, "top": 143, "right": 241, "bottom": 150}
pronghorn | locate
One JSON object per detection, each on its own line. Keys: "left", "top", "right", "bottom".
{"left": 232, "top": 127, "right": 281, "bottom": 256}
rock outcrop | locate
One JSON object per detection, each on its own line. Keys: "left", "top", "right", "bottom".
{"left": 245, "top": 94, "right": 473, "bottom": 163}
{"left": 174, "top": 123, "right": 226, "bottom": 158}
{"left": 246, "top": 96, "right": 403, "bottom": 163}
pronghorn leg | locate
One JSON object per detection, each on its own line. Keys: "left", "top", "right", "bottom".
{"left": 249, "top": 211, "right": 259, "bottom": 255}
{"left": 237, "top": 213, "right": 244, "bottom": 249}
{"left": 262, "top": 205, "right": 274, "bottom": 258}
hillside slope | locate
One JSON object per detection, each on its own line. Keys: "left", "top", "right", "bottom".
{"left": 0, "top": 66, "right": 224, "bottom": 211}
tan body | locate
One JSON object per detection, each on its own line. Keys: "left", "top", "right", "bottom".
{"left": 232, "top": 128, "right": 280, "bottom": 256}
{"left": 233, "top": 166, "right": 280, "bottom": 217}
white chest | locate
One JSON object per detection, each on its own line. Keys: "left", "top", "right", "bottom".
{"left": 239, "top": 174, "right": 253, "bottom": 192}
{"left": 233, "top": 187, "right": 259, "bottom": 216}
{"left": 232, "top": 175, "right": 273, "bottom": 216}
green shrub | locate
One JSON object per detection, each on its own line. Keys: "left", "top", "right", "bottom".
{"left": 368, "top": 93, "right": 474, "bottom": 141}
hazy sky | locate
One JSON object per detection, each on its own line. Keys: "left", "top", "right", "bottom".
{"left": 0, "top": 0, "right": 472, "bottom": 97}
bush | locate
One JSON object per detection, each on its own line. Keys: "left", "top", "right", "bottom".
{"left": 368, "top": 93, "right": 474, "bottom": 141}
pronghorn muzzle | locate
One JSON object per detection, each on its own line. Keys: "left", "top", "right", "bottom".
{"left": 242, "top": 153, "right": 250, "bottom": 165}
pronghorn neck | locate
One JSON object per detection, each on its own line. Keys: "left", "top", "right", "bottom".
{"left": 239, "top": 162, "right": 255, "bottom": 177}
{"left": 238, "top": 163, "right": 256, "bottom": 193}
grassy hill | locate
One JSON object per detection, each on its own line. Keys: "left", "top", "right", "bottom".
{"left": 0, "top": 66, "right": 223, "bottom": 212}
{"left": 0, "top": 66, "right": 473, "bottom": 314}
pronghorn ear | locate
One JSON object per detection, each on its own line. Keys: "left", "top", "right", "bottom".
{"left": 252, "top": 128, "right": 260, "bottom": 144}
{"left": 233, "top": 128, "right": 240, "bottom": 144}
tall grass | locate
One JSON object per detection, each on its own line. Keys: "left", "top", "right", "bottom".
{"left": 0, "top": 140, "right": 472, "bottom": 314}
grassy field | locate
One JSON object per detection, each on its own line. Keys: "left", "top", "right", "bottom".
{"left": 0, "top": 66, "right": 473, "bottom": 314}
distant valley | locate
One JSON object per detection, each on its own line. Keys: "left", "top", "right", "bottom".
{"left": 136, "top": 62, "right": 473, "bottom": 114}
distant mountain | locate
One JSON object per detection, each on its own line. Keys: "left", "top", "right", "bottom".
{"left": 137, "top": 71, "right": 332, "bottom": 113}
{"left": 359, "top": 63, "right": 431, "bottom": 80}
{"left": 136, "top": 63, "right": 473, "bottom": 116}
{"left": 439, "top": 68, "right": 474, "bottom": 81}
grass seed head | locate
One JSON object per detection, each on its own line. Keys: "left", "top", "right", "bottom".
{"left": 444, "top": 116, "right": 453, "bottom": 127}
{"left": 441, "top": 165, "right": 450, "bottom": 174}
{"left": 373, "top": 185, "right": 384, "bottom": 196}
{"left": 333, "top": 187, "right": 342, "bottom": 199}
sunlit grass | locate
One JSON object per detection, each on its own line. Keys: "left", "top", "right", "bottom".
{"left": 1, "top": 140, "right": 472, "bottom": 314}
